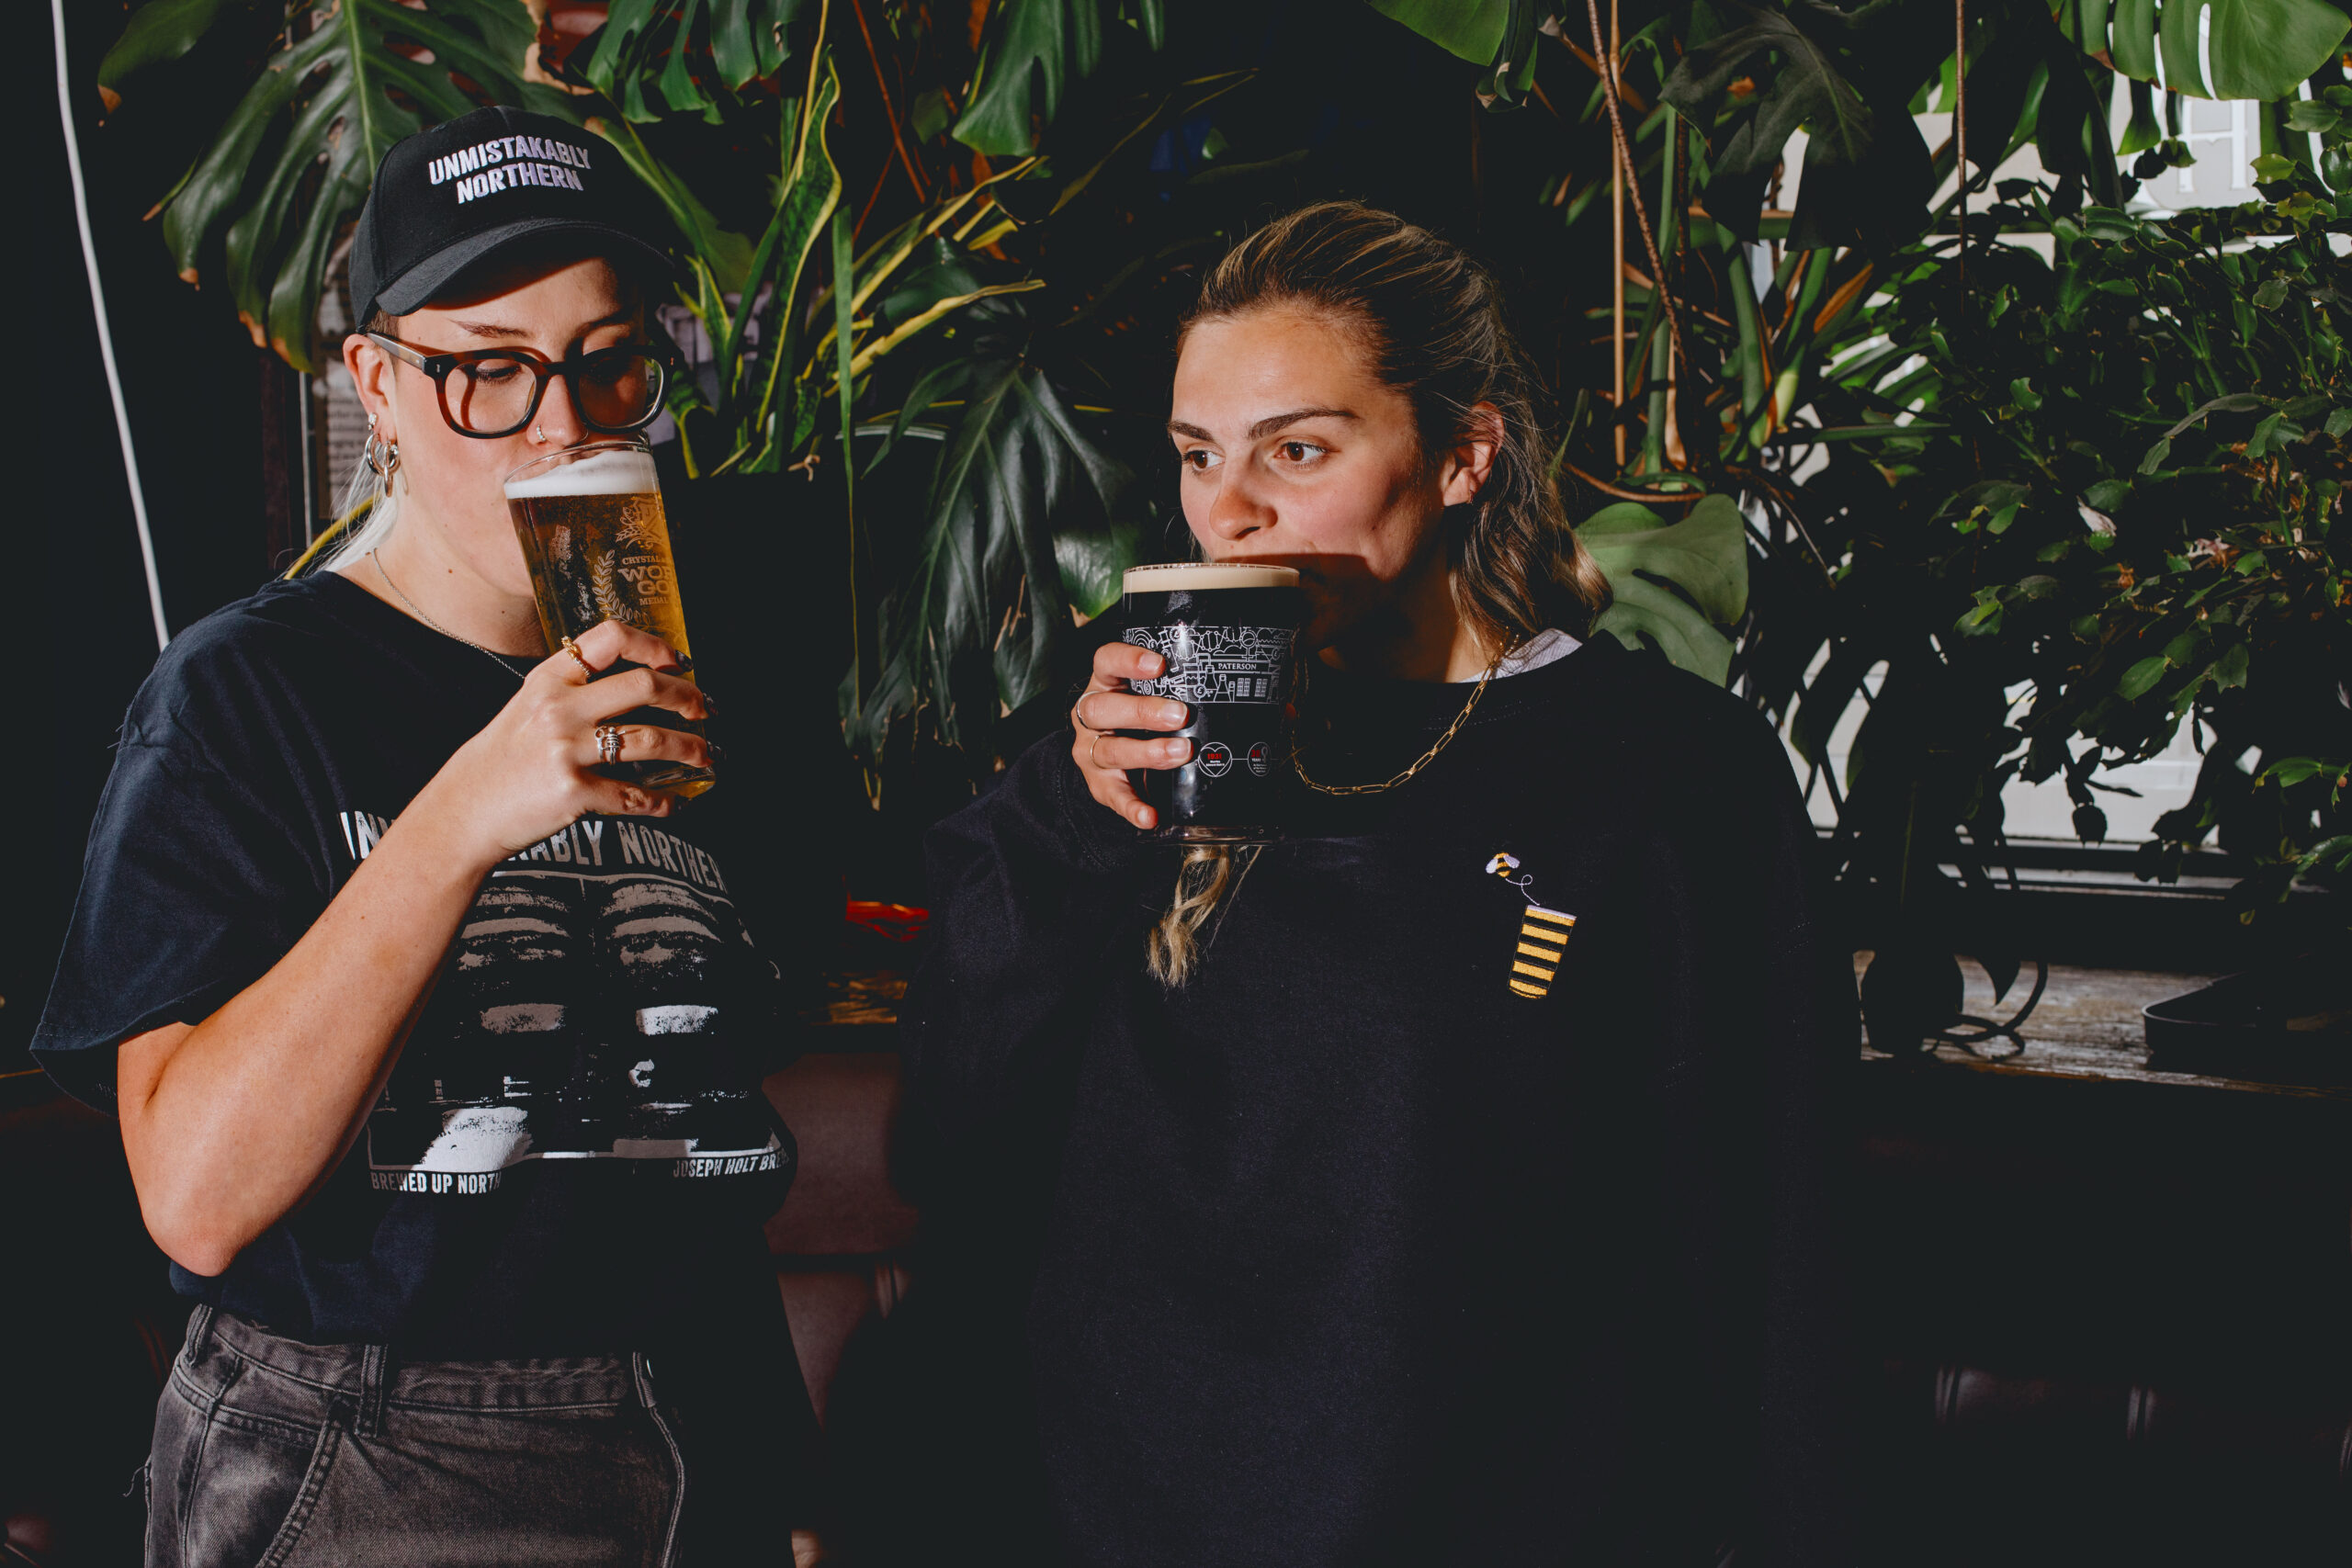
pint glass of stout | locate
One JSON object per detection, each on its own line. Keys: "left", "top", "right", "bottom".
{"left": 503, "top": 440, "right": 714, "bottom": 798}
{"left": 1119, "top": 562, "right": 1303, "bottom": 843}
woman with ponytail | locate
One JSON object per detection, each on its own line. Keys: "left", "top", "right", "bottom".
{"left": 900, "top": 203, "right": 1850, "bottom": 1566}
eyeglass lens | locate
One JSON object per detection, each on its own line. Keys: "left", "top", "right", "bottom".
{"left": 443, "top": 351, "right": 663, "bottom": 435}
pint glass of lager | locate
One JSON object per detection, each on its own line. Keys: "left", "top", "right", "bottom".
{"left": 503, "top": 440, "right": 714, "bottom": 798}
{"left": 1119, "top": 562, "right": 1303, "bottom": 843}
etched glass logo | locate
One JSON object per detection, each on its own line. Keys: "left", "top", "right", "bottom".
{"left": 1123, "top": 624, "right": 1294, "bottom": 705}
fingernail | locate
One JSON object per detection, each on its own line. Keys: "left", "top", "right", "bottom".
{"left": 1162, "top": 739, "right": 1190, "bottom": 760}
{"left": 675, "top": 655, "right": 694, "bottom": 673}
{"left": 1159, "top": 703, "right": 1186, "bottom": 727}
{"left": 707, "top": 742, "right": 726, "bottom": 767}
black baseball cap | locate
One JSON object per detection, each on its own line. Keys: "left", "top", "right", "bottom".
{"left": 349, "top": 105, "right": 677, "bottom": 324}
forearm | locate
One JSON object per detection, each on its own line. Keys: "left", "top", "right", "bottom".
{"left": 120, "top": 800, "right": 496, "bottom": 1274}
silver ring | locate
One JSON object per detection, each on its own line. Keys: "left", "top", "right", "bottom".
{"left": 1073, "top": 693, "right": 1105, "bottom": 732}
{"left": 1087, "top": 730, "right": 1112, "bottom": 770}
{"left": 595, "top": 725, "right": 626, "bottom": 765}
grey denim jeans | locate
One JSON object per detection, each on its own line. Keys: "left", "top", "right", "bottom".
{"left": 147, "top": 1305, "right": 694, "bottom": 1568}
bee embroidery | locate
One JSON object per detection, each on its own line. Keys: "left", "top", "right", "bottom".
{"left": 1485, "top": 852, "right": 1575, "bottom": 999}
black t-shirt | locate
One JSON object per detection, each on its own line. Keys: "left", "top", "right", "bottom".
{"left": 34, "top": 572, "right": 797, "bottom": 1359}
{"left": 904, "top": 636, "right": 1855, "bottom": 1567}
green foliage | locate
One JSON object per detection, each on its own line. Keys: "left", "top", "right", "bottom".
{"left": 104, "top": 0, "right": 572, "bottom": 370}
{"left": 614, "top": 38, "right": 844, "bottom": 475}
{"left": 1362, "top": 0, "right": 1516, "bottom": 63}
{"left": 954, "top": 0, "right": 1165, "bottom": 154}
{"left": 96, "top": 0, "right": 259, "bottom": 94}
{"left": 1575, "top": 494, "right": 1752, "bottom": 684}
{"left": 2105, "top": 0, "right": 2350, "bottom": 101}
{"left": 581, "top": 0, "right": 808, "bottom": 124}
{"left": 1358, "top": 0, "right": 2347, "bottom": 926}
{"left": 1660, "top": 0, "right": 1929, "bottom": 250}
{"left": 83, "top": 0, "right": 2352, "bottom": 898}
{"left": 1817, "top": 191, "right": 2351, "bottom": 909}
{"left": 1362, "top": 0, "right": 1536, "bottom": 105}
{"left": 849, "top": 350, "right": 1149, "bottom": 753}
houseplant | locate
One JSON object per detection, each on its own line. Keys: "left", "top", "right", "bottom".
{"left": 80, "top": 0, "right": 2352, "bottom": 1015}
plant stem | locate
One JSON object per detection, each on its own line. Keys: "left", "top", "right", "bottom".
{"left": 1954, "top": 0, "right": 1967, "bottom": 297}
{"left": 1584, "top": 0, "right": 1689, "bottom": 475}
{"left": 1610, "top": 0, "right": 1625, "bottom": 468}
{"left": 1645, "top": 111, "right": 1679, "bottom": 472}
{"left": 833, "top": 208, "right": 861, "bottom": 720}
{"left": 849, "top": 0, "right": 929, "bottom": 202}
{"left": 1727, "top": 233, "right": 1769, "bottom": 457}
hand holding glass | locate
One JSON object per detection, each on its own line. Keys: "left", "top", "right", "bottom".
{"left": 503, "top": 441, "right": 714, "bottom": 798}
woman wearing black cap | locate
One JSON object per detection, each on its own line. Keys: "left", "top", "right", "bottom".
{"left": 34, "top": 107, "right": 825, "bottom": 1566}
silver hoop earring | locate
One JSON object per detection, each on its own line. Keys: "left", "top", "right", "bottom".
{"left": 363, "top": 412, "right": 401, "bottom": 478}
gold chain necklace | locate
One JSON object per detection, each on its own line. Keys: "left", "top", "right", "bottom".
{"left": 1294, "top": 642, "right": 1512, "bottom": 796}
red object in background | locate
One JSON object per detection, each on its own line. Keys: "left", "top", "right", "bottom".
{"left": 845, "top": 900, "right": 928, "bottom": 942}
{"left": 539, "top": 3, "right": 611, "bottom": 76}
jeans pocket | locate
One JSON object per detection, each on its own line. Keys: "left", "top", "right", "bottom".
{"left": 175, "top": 1411, "right": 338, "bottom": 1568}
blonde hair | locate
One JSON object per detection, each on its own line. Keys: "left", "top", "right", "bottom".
{"left": 293, "top": 308, "right": 411, "bottom": 579}
{"left": 1145, "top": 847, "right": 1240, "bottom": 987}
{"left": 307, "top": 440, "right": 404, "bottom": 576}
{"left": 1145, "top": 202, "right": 1610, "bottom": 987}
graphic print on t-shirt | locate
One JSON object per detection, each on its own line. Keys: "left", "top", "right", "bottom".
{"left": 352, "top": 810, "right": 784, "bottom": 1196}
{"left": 1485, "top": 852, "right": 1576, "bottom": 999}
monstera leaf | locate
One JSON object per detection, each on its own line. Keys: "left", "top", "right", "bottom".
{"left": 2106, "top": 0, "right": 2348, "bottom": 100}
{"left": 1665, "top": 6, "right": 1869, "bottom": 175}
{"left": 96, "top": 0, "right": 266, "bottom": 106}
{"left": 953, "top": 0, "right": 1165, "bottom": 155}
{"left": 1361, "top": 0, "right": 1539, "bottom": 104}
{"left": 847, "top": 358, "right": 1148, "bottom": 755}
{"left": 1575, "top": 494, "right": 1751, "bottom": 686}
{"left": 579, "top": 0, "right": 809, "bottom": 124}
{"left": 1660, "top": 0, "right": 1950, "bottom": 249}
{"left": 114, "top": 0, "right": 571, "bottom": 370}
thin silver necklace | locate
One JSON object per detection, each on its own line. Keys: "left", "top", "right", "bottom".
{"left": 371, "top": 548, "right": 527, "bottom": 682}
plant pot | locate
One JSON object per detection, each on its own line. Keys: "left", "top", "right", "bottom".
{"left": 2143, "top": 963, "right": 2352, "bottom": 1085}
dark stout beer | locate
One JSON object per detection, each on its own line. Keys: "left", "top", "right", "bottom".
{"left": 1120, "top": 562, "right": 1302, "bottom": 843}
{"left": 505, "top": 442, "right": 713, "bottom": 798}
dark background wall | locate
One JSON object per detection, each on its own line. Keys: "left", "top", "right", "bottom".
{"left": 19, "top": 1, "right": 284, "bottom": 1075}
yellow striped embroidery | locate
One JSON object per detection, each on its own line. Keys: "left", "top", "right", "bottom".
{"left": 1485, "top": 852, "right": 1577, "bottom": 1000}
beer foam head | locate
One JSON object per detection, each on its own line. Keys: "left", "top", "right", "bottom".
{"left": 504, "top": 446, "right": 659, "bottom": 499}
{"left": 1123, "top": 562, "right": 1300, "bottom": 593}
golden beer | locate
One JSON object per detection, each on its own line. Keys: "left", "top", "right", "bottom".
{"left": 504, "top": 443, "right": 713, "bottom": 798}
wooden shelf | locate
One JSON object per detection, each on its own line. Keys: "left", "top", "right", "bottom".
{"left": 1856, "top": 957, "right": 2351, "bottom": 1102}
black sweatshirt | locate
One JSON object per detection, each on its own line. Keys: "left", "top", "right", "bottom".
{"left": 901, "top": 635, "right": 1855, "bottom": 1567}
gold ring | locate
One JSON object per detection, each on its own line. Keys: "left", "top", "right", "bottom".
{"left": 560, "top": 636, "right": 594, "bottom": 677}
{"left": 1087, "top": 730, "right": 1112, "bottom": 770}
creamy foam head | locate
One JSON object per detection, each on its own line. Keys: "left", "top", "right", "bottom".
{"left": 1123, "top": 562, "right": 1300, "bottom": 593}
{"left": 504, "top": 446, "right": 660, "bottom": 499}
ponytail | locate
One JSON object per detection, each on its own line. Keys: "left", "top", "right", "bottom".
{"left": 1146, "top": 846, "right": 1237, "bottom": 987}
